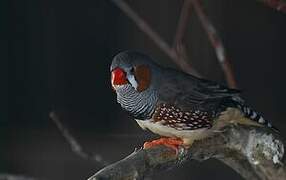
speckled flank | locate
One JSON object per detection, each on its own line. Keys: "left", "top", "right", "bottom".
{"left": 152, "top": 103, "right": 215, "bottom": 130}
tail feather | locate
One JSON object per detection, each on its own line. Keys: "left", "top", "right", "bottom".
{"left": 236, "top": 103, "right": 279, "bottom": 132}
{"left": 224, "top": 96, "right": 279, "bottom": 132}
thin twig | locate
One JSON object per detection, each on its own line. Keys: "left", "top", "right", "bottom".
{"left": 111, "top": 0, "right": 200, "bottom": 77}
{"left": 173, "top": 0, "right": 193, "bottom": 72}
{"left": 192, "top": 0, "right": 238, "bottom": 88}
{"left": 0, "top": 174, "right": 40, "bottom": 180}
{"left": 49, "top": 112, "right": 108, "bottom": 166}
{"left": 173, "top": 0, "right": 192, "bottom": 46}
{"left": 256, "top": 0, "right": 286, "bottom": 13}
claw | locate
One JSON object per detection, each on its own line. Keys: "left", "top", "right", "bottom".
{"left": 143, "top": 137, "right": 184, "bottom": 154}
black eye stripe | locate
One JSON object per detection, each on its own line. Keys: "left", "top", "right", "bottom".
{"left": 130, "top": 67, "right": 135, "bottom": 74}
{"left": 130, "top": 67, "right": 139, "bottom": 82}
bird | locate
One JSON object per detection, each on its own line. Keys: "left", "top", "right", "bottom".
{"left": 110, "top": 50, "right": 276, "bottom": 152}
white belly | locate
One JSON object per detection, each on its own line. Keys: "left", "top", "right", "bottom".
{"left": 136, "top": 119, "right": 210, "bottom": 145}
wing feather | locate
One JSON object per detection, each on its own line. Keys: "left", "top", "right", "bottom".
{"left": 158, "top": 68, "right": 241, "bottom": 112}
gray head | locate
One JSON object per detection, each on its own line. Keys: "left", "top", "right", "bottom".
{"left": 110, "top": 51, "right": 161, "bottom": 120}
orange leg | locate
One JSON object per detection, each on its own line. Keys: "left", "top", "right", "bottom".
{"left": 143, "top": 137, "right": 184, "bottom": 154}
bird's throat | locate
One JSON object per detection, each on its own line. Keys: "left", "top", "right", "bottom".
{"left": 116, "top": 85, "right": 158, "bottom": 120}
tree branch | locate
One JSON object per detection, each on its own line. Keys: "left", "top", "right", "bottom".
{"left": 192, "top": 0, "right": 237, "bottom": 88}
{"left": 173, "top": 0, "right": 192, "bottom": 47}
{"left": 256, "top": 0, "right": 286, "bottom": 13}
{"left": 88, "top": 125, "right": 285, "bottom": 180}
{"left": 111, "top": 0, "right": 200, "bottom": 77}
{"left": 49, "top": 112, "right": 108, "bottom": 166}
{"left": 173, "top": 0, "right": 193, "bottom": 75}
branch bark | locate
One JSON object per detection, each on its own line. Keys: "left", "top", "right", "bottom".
{"left": 88, "top": 125, "right": 285, "bottom": 180}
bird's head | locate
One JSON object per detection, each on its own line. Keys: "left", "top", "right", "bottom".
{"left": 110, "top": 50, "right": 160, "bottom": 92}
{"left": 110, "top": 50, "right": 160, "bottom": 119}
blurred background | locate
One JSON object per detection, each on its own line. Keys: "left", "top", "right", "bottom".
{"left": 6, "top": 0, "right": 286, "bottom": 179}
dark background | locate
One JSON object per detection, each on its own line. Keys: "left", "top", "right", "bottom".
{"left": 6, "top": 0, "right": 286, "bottom": 179}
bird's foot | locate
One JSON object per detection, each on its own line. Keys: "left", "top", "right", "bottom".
{"left": 143, "top": 137, "right": 184, "bottom": 154}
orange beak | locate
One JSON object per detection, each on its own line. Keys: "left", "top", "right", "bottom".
{"left": 111, "top": 68, "right": 128, "bottom": 88}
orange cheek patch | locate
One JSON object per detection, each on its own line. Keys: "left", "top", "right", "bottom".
{"left": 134, "top": 65, "right": 151, "bottom": 92}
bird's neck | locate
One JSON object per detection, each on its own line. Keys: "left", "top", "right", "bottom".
{"left": 116, "top": 85, "right": 158, "bottom": 120}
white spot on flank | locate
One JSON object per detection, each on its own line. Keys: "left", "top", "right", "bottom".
{"left": 250, "top": 112, "right": 257, "bottom": 119}
{"left": 258, "top": 117, "right": 265, "bottom": 124}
